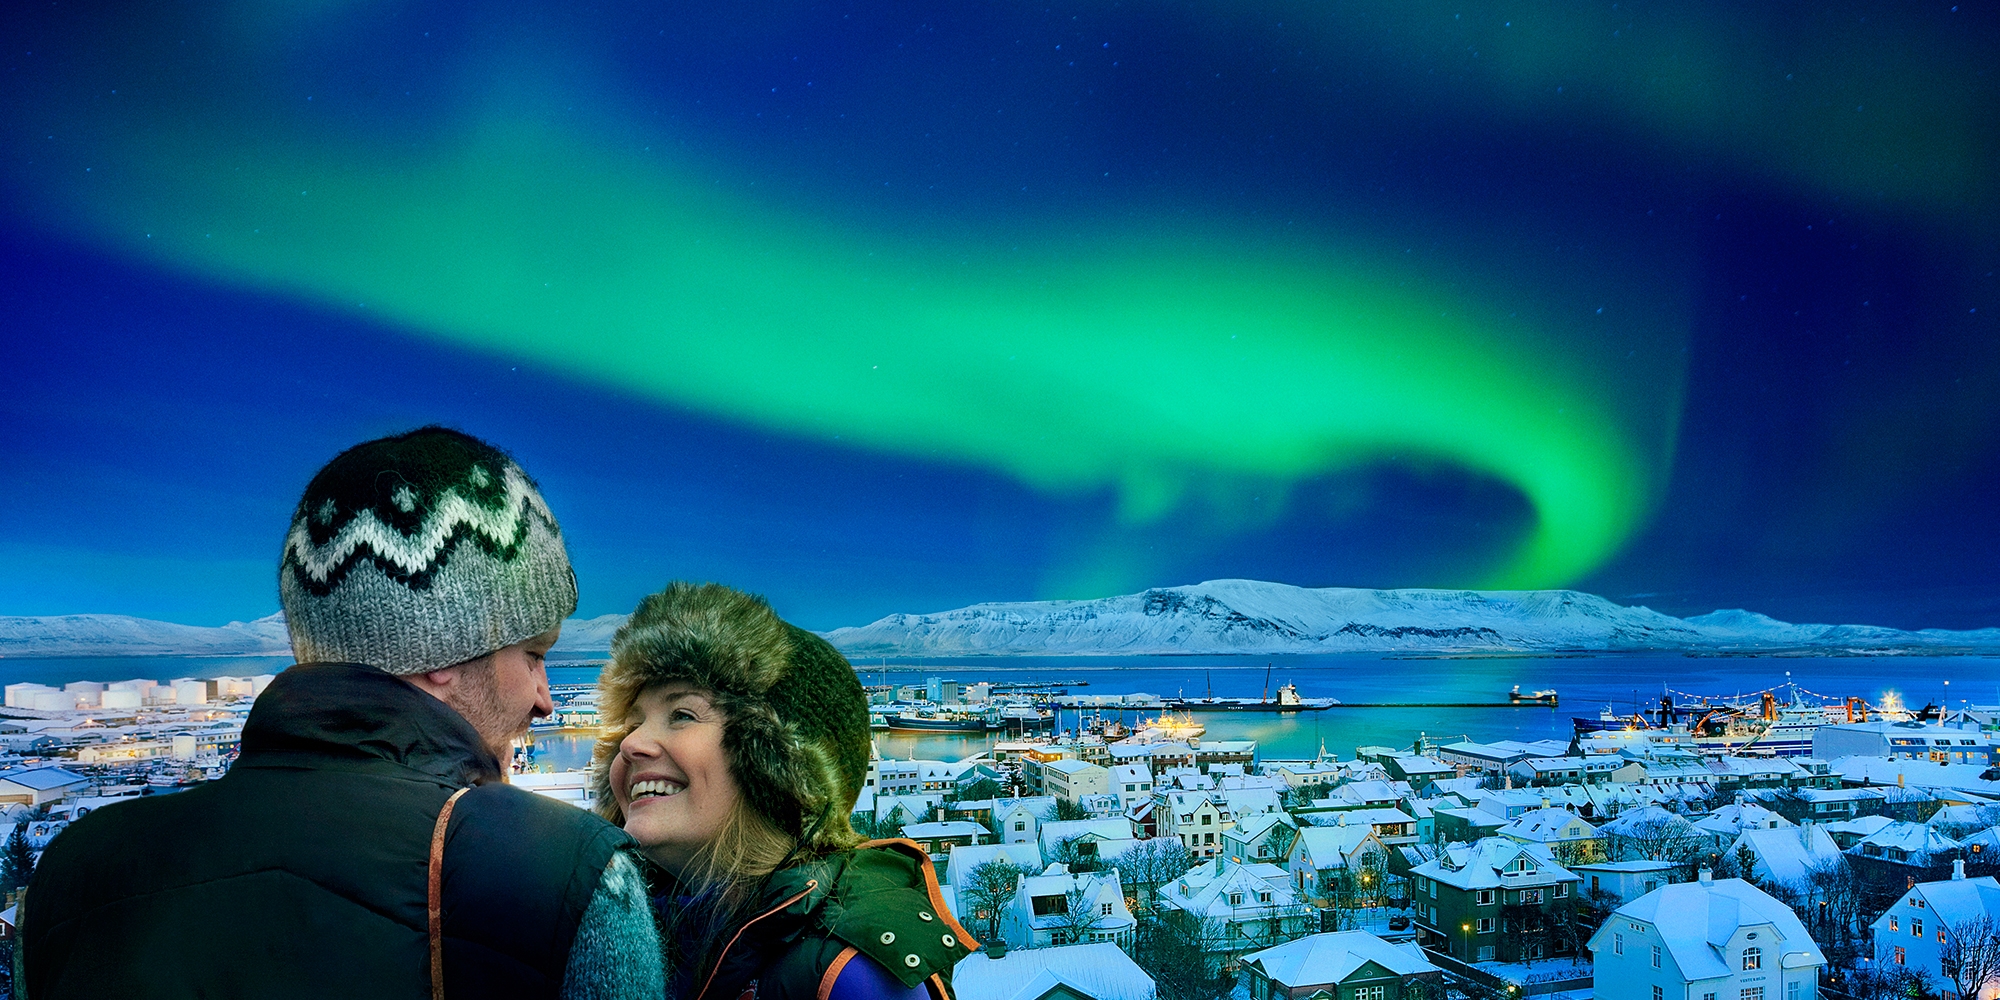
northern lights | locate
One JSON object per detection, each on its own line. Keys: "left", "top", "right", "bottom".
{"left": 2, "top": 1, "right": 1995, "bottom": 629}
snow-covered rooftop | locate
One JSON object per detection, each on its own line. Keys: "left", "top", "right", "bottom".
{"left": 1242, "top": 929, "right": 1438, "bottom": 987}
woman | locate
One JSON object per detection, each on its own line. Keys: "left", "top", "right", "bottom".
{"left": 590, "top": 582, "right": 978, "bottom": 1000}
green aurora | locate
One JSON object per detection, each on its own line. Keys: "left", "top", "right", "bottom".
{"left": 33, "top": 2, "right": 1989, "bottom": 596}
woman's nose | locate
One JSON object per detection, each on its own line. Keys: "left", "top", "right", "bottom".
{"left": 620, "top": 725, "right": 661, "bottom": 758}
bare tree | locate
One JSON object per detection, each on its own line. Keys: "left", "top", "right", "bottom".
{"left": 1120, "top": 838, "right": 1195, "bottom": 915}
{"left": 1057, "top": 881, "right": 1109, "bottom": 946}
{"left": 1049, "top": 835, "right": 1105, "bottom": 874}
{"left": 1052, "top": 798, "right": 1093, "bottom": 821}
{"left": 960, "top": 860, "right": 1035, "bottom": 943}
{"left": 1257, "top": 822, "right": 1299, "bottom": 865}
{"left": 1607, "top": 814, "right": 1706, "bottom": 872}
{"left": 1943, "top": 913, "right": 2000, "bottom": 1000}
{"left": 1135, "top": 914, "right": 1231, "bottom": 1000}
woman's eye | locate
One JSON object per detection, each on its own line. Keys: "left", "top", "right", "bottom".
{"left": 671, "top": 708, "right": 699, "bottom": 722}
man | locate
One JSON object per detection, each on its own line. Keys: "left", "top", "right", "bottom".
{"left": 20, "top": 428, "right": 664, "bottom": 999}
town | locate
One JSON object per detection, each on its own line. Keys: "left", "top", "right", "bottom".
{"left": 2, "top": 673, "right": 1999, "bottom": 1000}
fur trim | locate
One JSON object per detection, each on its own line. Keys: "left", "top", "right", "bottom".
{"left": 588, "top": 583, "right": 867, "bottom": 853}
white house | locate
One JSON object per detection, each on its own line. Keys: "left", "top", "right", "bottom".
{"left": 1497, "top": 806, "right": 1601, "bottom": 857}
{"left": 1039, "top": 818, "right": 1139, "bottom": 868}
{"left": 1160, "top": 790, "right": 1231, "bottom": 858}
{"left": 999, "top": 864, "right": 1137, "bottom": 951}
{"left": 1224, "top": 811, "right": 1300, "bottom": 866}
{"left": 953, "top": 941, "right": 1155, "bottom": 1000}
{"left": 1241, "top": 930, "right": 1443, "bottom": 1000}
{"left": 1587, "top": 870, "right": 1825, "bottom": 1000}
{"left": 1868, "top": 864, "right": 2000, "bottom": 1000}
{"left": 1726, "top": 825, "right": 1848, "bottom": 890}
{"left": 1109, "top": 764, "right": 1153, "bottom": 807}
{"left": 1693, "top": 804, "right": 1794, "bottom": 852}
{"left": 993, "top": 797, "right": 1058, "bottom": 845}
{"left": 1284, "top": 822, "right": 1390, "bottom": 903}
{"left": 1572, "top": 860, "right": 1680, "bottom": 906}
{"left": 1158, "top": 859, "right": 1315, "bottom": 972}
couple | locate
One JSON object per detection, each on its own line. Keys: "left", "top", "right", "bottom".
{"left": 18, "top": 428, "right": 976, "bottom": 1000}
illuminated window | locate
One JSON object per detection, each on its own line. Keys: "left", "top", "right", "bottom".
{"left": 1894, "top": 947, "right": 1906, "bottom": 965}
{"left": 1743, "top": 947, "right": 1762, "bottom": 971}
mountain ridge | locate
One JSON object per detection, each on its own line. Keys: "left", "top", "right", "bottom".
{"left": 5, "top": 580, "right": 1996, "bottom": 657}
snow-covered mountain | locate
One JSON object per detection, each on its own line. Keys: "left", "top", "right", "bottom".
{"left": 0, "top": 613, "right": 294, "bottom": 658}
{"left": 7, "top": 581, "right": 1998, "bottom": 657}
{"left": 0, "top": 611, "right": 628, "bottom": 658}
{"left": 817, "top": 580, "right": 2000, "bottom": 656}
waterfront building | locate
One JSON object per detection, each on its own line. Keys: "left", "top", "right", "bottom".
{"left": 1868, "top": 863, "right": 2000, "bottom": 1000}
{"left": 1408, "top": 838, "right": 1582, "bottom": 964}
{"left": 1830, "top": 757, "right": 2000, "bottom": 802}
{"left": 1813, "top": 722, "right": 1998, "bottom": 765}
{"left": 952, "top": 940, "right": 1155, "bottom": 1000}
{"left": 0, "top": 766, "right": 88, "bottom": 807}
{"left": 1587, "top": 870, "right": 1824, "bottom": 1000}
{"left": 1435, "top": 740, "right": 1569, "bottom": 776}
{"left": 1240, "top": 930, "right": 1442, "bottom": 1000}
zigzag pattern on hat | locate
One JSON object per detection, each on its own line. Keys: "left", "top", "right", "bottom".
{"left": 283, "top": 463, "right": 558, "bottom": 596}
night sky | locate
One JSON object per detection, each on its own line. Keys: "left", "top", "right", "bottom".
{"left": 2, "top": 2, "right": 1996, "bottom": 632}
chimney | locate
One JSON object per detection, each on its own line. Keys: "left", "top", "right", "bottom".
{"left": 985, "top": 938, "right": 1009, "bottom": 958}
{"left": 1955, "top": 859, "right": 1967, "bottom": 881}
{"left": 1698, "top": 866, "right": 1713, "bottom": 885}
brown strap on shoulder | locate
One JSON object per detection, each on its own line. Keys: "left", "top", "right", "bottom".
{"left": 817, "top": 946, "right": 861, "bottom": 1000}
{"left": 429, "top": 787, "right": 472, "bottom": 1000}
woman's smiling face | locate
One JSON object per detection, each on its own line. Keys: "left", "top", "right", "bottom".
{"left": 610, "top": 683, "right": 741, "bottom": 874}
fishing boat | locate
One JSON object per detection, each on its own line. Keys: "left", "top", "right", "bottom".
{"left": 884, "top": 711, "right": 991, "bottom": 733}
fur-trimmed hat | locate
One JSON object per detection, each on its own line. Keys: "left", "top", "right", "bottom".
{"left": 590, "top": 583, "right": 870, "bottom": 852}
{"left": 279, "top": 426, "right": 577, "bottom": 675}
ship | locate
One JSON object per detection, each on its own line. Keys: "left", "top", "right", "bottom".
{"left": 1574, "top": 686, "right": 1910, "bottom": 757}
{"left": 1164, "top": 668, "right": 1337, "bottom": 712}
{"left": 884, "top": 711, "right": 992, "bottom": 733}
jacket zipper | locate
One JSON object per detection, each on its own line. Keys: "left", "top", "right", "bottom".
{"left": 692, "top": 879, "right": 820, "bottom": 1000}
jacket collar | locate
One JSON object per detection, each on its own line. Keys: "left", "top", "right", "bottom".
{"left": 236, "top": 662, "right": 504, "bottom": 787}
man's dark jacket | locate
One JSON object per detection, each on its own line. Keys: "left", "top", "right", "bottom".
{"left": 21, "top": 663, "right": 628, "bottom": 1000}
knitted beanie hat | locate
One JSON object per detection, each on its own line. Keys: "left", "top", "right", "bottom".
{"left": 590, "top": 582, "right": 871, "bottom": 852}
{"left": 279, "top": 427, "right": 578, "bottom": 675}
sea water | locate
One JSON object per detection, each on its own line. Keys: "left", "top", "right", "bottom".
{"left": 7, "top": 653, "right": 1987, "bottom": 772}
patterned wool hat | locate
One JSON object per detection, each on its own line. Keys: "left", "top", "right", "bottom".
{"left": 590, "top": 583, "right": 871, "bottom": 852}
{"left": 279, "top": 427, "right": 578, "bottom": 675}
